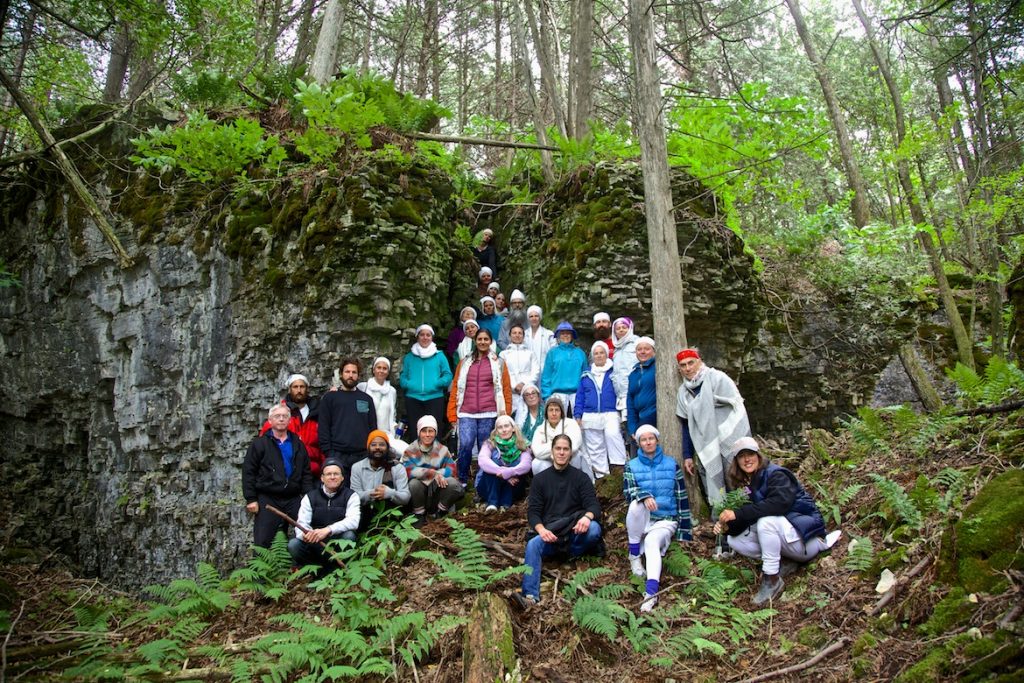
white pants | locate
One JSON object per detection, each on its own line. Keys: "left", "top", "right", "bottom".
{"left": 550, "top": 392, "right": 576, "bottom": 415}
{"left": 626, "top": 500, "right": 678, "bottom": 582}
{"left": 582, "top": 412, "right": 627, "bottom": 477}
{"left": 729, "top": 516, "right": 828, "bottom": 574}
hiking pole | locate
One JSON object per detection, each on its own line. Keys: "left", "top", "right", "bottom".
{"left": 264, "top": 504, "right": 346, "bottom": 569}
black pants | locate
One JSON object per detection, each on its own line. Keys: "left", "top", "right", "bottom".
{"left": 253, "top": 494, "right": 300, "bottom": 548}
{"left": 405, "top": 396, "right": 447, "bottom": 437}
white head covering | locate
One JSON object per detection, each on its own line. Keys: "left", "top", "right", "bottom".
{"left": 371, "top": 357, "right": 391, "bottom": 371}
{"left": 460, "top": 306, "right": 477, "bottom": 320}
{"left": 463, "top": 318, "right": 480, "bottom": 332}
{"left": 480, "top": 296, "right": 496, "bottom": 307}
{"left": 527, "top": 305, "right": 542, "bottom": 317}
{"left": 415, "top": 324, "right": 434, "bottom": 338}
{"left": 417, "top": 415, "right": 438, "bottom": 433}
{"left": 479, "top": 266, "right": 493, "bottom": 278}
{"left": 510, "top": 289, "right": 526, "bottom": 302}
{"left": 634, "top": 424, "right": 660, "bottom": 440}
{"left": 593, "top": 312, "right": 611, "bottom": 324}
{"left": 591, "top": 340, "right": 609, "bottom": 356}
{"left": 732, "top": 436, "right": 760, "bottom": 456}
{"left": 285, "top": 373, "right": 309, "bottom": 387}
{"left": 635, "top": 336, "right": 655, "bottom": 349}
{"left": 488, "top": 282, "right": 500, "bottom": 293}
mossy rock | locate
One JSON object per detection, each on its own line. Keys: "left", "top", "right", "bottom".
{"left": 919, "top": 587, "right": 978, "bottom": 636}
{"left": 796, "top": 624, "right": 828, "bottom": 649}
{"left": 938, "top": 469, "right": 1024, "bottom": 593}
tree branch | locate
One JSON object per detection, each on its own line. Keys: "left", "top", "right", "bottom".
{"left": 738, "top": 637, "right": 849, "bottom": 683}
{"left": 405, "top": 131, "right": 560, "bottom": 151}
{"left": 952, "top": 399, "right": 1024, "bottom": 417}
{"left": 26, "top": 0, "right": 113, "bottom": 41}
{"left": 0, "top": 65, "right": 133, "bottom": 268}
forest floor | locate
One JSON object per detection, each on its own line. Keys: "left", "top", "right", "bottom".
{"left": 1, "top": 409, "right": 1022, "bottom": 682}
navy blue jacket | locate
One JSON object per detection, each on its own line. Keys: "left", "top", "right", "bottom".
{"left": 627, "top": 357, "right": 657, "bottom": 436}
{"left": 729, "top": 463, "right": 826, "bottom": 541}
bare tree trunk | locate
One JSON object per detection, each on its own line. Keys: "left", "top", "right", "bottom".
{"left": 493, "top": 0, "right": 503, "bottom": 118}
{"left": 0, "top": 66, "right": 132, "bottom": 268}
{"left": 289, "top": 0, "right": 317, "bottom": 71}
{"left": 523, "top": 0, "right": 567, "bottom": 138}
{"left": 898, "top": 343, "right": 943, "bottom": 412}
{"left": 569, "top": 0, "right": 593, "bottom": 138}
{"left": 784, "top": 0, "right": 871, "bottom": 228}
{"left": 0, "top": 7, "right": 36, "bottom": 155}
{"left": 360, "top": 0, "right": 375, "bottom": 73}
{"left": 627, "top": 0, "right": 700, "bottom": 513}
{"left": 309, "top": 0, "right": 348, "bottom": 84}
{"left": 103, "top": 21, "right": 131, "bottom": 102}
{"left": 510, "top": 0, "right": 554, "bottom": 183}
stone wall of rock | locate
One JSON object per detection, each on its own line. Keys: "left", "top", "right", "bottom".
{"left": 0, "top": 141, "right": 915, "bottom": 589}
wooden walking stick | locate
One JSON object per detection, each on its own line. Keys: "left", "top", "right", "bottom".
{"left": 265, "top": 504, "right": 346, "bottom": 569}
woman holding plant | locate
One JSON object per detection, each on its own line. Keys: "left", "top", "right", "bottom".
{"left": 713, "top": 437, "right": 842, "bottom": 605}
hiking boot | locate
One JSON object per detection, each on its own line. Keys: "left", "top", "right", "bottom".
{"left": 511, "top": 592, "right": 537, "bottom": 610}
{"left": 779, "top": 559, "right": 803, "bottom": 578}
{"left": 752, "top": 574, "right": 784, "bottom": 605}
{"left": 629, "top": 555, "right": 645, "bottom": 577}
{"left": 412, "top": 514, "right": 427, "bottom": 529}
{"left": 640, "top": 593, "right": 658, "bottom": 613}
{"left": 485, "top": 505, "right": 498, "bottom": 514}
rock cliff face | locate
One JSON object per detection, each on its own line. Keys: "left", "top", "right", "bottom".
{"left": 0, "top": 132, "right": 910, "bottom": 588}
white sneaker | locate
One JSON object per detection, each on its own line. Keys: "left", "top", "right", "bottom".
{"left": 485, "top": 505, "right": 498, "bottom": 514}
{"left": 640, "top": 593, "right": 658, "bottom": 612}
{"left": 629, "top": 555, "right": 645, "bottom": 577}
{"left": 826, "top": 530, "right": 843, "bottom": 549}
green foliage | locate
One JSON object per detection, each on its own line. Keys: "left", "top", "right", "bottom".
{"left": 845, "top": 406, "right": 893, "bottom": 458}
{"left": 813, "top": 482, "right": 865, "bottom": 527}
{"left": 131, "top": 112, "right": 286, "bottom": 181}
{"left": 711, "top": 487, "right": 751, "bottom": 520}
{"left": 845, "top": 536, "right": 876, "bottom": 572}
{"left": 932, "top": 467, "right": 970, "bottom": 515}
{"left": 229, "top": 531, "right": 294, "bottom": 601}
{"left": 143, "top": 562, "right": 235, "bottom": 620}
{"left": 412, "top": 518, "right": 528, "bottom": 589}
{"left": 947, "top": 357, "right": 1024, "bottom": 405}
{"left": 0, "top": 262, "right": 20, "bottom": 288}
{"left": 868, "top": 473, "right": 924, "bottom": 530}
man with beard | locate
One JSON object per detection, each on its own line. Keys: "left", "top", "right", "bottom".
{"left": 260, "top": 374, "right": 325, "bottom": 477}
{"left": 318, "top": 357, "right": 378, "bottom": 481}
{"left": 498, "top": 289, "right": 528, "bottom": 350}
{"left": 349, "top": 430, "right": 411, "bottom": 530}
{"left": 592, "top": 312, "right": 614, "bottom": 357}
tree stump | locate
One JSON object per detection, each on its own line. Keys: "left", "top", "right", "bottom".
{"left": 462, "top": 592, "right": 516, "bottom": 683}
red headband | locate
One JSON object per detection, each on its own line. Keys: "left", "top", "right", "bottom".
{"left": 676, "top": 349, "right": 701, "bottom": 362}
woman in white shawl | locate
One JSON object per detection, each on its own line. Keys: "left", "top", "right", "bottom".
{"left": 455, "top": 319, "right": 495, "bottom": 364}
{"left": 531, "top": 397, "right": 593, "bottom": 481}
{"left": 524, "top": 305, "right": 555, "bottom": 373}
{"left": 358, "top": 357, "right": 409, "bottom": 452}
{"left": 610, "top": 316, "right": 639, "bottom": 418}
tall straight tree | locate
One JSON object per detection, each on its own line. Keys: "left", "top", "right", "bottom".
{"left": 568, "top": 0, "right": 593, "bottom": 139}
{"left": 309, "top": 0, "right": 348, "bottom": 84}
{"left": 510, "top": 0, "right": 554, "bottom": 183}
{"left": 784, "top": 0, "right": 871, "bottom": 228}
{"left": 851, "top": 0, "right": 973, "bottom": 370}
{"left": 627, "top": 0, "right": 701, "bottom": 513}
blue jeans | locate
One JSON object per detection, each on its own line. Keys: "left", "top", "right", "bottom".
{"left": 521, "top": 521, "right": 603, "bottom": 600}
{"left": 476, "top": 472, "right": 525, "bottom": 507}
{"left": 457, "top": 416, "right": 495, "bottom": 483}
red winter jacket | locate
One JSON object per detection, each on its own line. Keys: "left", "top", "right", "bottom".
{"left": 260, "top": 397, "right": 325, "bottom": 477}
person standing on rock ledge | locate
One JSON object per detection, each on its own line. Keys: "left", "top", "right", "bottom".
{"left": 318, "top": 357, "right": 378, "bottom": 481}
{"left": 259, "top": 373, "right": 325, "bottom": 477}
{"left": 674, "top": 348, "right": 750, "bottom": 506}
{"left": 243, "top": 403, "right": 314, "bottom": 548}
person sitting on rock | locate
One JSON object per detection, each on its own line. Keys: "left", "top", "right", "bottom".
{"left": 624, "top": 425, "right": 691, "bottom": 612}
{"left": 713, "top": 437, "right": 842, "bottom": 605}
{"left": 500, "top": 323, "right": 539, "bottom": 419}
{"left": 524, "top": 304, "right": 555, "bottom": 373}
{"left": 243, "top": 403, "right": 314, "bottom": 548}
{"left": 403, "top": 416, "right": 464, "bottom": 526}
{"left": 349, "top": 430, "right": 411, "bottom": 531}
{"left": 530, "top": 397, "right": 592, "bottom": 481}
{"left": 288, "top": 459, "right": 360, "bottom": 573}
{"left": 477, "top": 415, "right": 533, "bottom": 513}
{"left": 399, "top": 324, "right": 453, "bottom": 439}
{"left": 513, "top": 434, "right": 603, "bottom": 608}
{"left": 540, "top": 321, "right": 587, "bottom": 413}
{"left": 259, "top": 373, "right": 325, "bottom": 477}
{"left": 574, "top": 341, "right": 627, "bottom": 479}
{"left": 477, "top": 296, "right": 503, "bottom": 342}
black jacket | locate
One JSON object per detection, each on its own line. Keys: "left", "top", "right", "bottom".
{"left": 527, "top": 465, "right": 601, "bottom": 537}
{"left": 242, "top": 431, "right": 313, "bottom": 503}
{"left": 317, "top": 389, "right": 378, "bottom": 456}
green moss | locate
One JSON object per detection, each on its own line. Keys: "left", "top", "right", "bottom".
{"left": 796, "top": 625, "right": 828, "bottom": 649}
{"left": 387, "top": 198, "right": 425, "bottom": 226}
{"left": 938, "top": 469, "right": 1024, "bottom": 593}
{"left": 895, "top": 645, "right": 952, "bottom": 682}
{"left": 852, "top": 631, "right": 879, "bottom": 656}
{"left": 851, "top": 656, "right": 874, "bottom": 678}
{"left": 920, "top": 587, "right": 977, "bottom": 636}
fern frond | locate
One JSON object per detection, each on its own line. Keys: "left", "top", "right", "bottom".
{"left": 837, "top": 483, "right": 866, "bottom": 506}
{"left": 136, "top": 638, "right": 186, "bottom": 665}
{"left": 844, "top": 536, "right": 875, "bottom": 572}
{"left": 869, "top": 473, "right": 923, "bottom": 529}
{"left": 561, "top": 566, "right": 611, "bottom": 600}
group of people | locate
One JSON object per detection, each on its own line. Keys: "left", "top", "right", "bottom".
{"left": 241, "top": 264, "right": 841, "bottom": 606}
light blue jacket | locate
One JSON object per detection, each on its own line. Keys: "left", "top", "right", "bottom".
{"left": 540, "top": 342, "right": 587, "bottom": 399}
{"left": 399, "top": 351, "right": 453, "bottom": 401}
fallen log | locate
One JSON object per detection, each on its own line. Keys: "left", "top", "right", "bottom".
{"left": 463, "top": 592, "right": 516, "bottom": 683}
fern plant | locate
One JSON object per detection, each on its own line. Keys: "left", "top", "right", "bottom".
{"left": 947, "top": 356, "right": 1024, "bottom": 405}
{"left": 412, "top": 518, "right": 527, "bottom": 589}
{"left": 711, "top": 487, "right": 751, "bottom": 520}
{"left": 868, "top": 473, "right": 924, "bottom": 530}
{"left": 932, "top": 467, "right": 970, "bottom": 515}
{"left": 144, "top": 562, "right": 235, "bottom": 621}
{"left": 844, "top": 406, "right": 892, "bottom": 457}
{"left": 229, "top": 531, "right": 294, "bottom": 601}
{"left": 844, "top": 536, "right": 875, "bottom": 572}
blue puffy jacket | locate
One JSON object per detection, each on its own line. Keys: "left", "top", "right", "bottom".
{"left": 627, "top": 357, "right": 657, "bottom": 436}
{"left": 574, "top": 367, "right": 618, "bottom": 418}
{"left": 747, "top": 463, "right": 826, "bottom": 541}
{"left": 624, "top": 445, "right": 679, "bottom": 519}
{"left": 541, "top": 342, "right": 587, "bottom": 399}
{"left": 477, "top": 313, "right": 503, "bottom": 342}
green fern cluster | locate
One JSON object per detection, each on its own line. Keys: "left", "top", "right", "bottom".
{"left": 813, "top": 481, "right": 865, "bottom": 527}
{"left": 947, "top": 357, "right": 1024, "bottom": 405}
{"left": 868, "top": 473, "right": 924, "bottom": 530}
{"left": 229, "top": 531, "right": 294, "bottom": 601}
{"left": 711, "top": 487, "right": 751, "bottom": 520}
{"left": 844, "top": 406, "right": 893, "bottom": 457}
{"left": 412, "top": 518, "right": 527, "bottom": 589}
{"left": 932, "top": 467, "right": 971, "bottom": 515}
{"left": 844, "top": 536, "right": 875, "bottom": 572}
{"left": 143, "top": 562, "right": 235, "bottom": 621}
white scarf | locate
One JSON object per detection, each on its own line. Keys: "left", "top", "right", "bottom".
{"left": 411, "top": 342, "right": 438, "bottom": 358}
{"left": 362, "top": 377, "right": 392, "bottom": 401}
{"left": 590, "top": 361, "right": 612, "bottom": 383}
{"left": 683, "top": 365, "right": 709, "bottom": 392}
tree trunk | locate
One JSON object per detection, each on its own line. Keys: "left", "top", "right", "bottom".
{"left": 510, "top": 0, "right": 554, "bottom": 183}
{"left": 784, "top": 0, "right": 871, "bottom": 228}
{"left": 103, "top": 22, "right": 131, "bottom": 103}
{"left": 0, "top": 66, "right": 132, "bottom": 268}
{"left": 309, "top": 0, "right": 347, "bottom": 84}
{"left": 627, "top": 0, "right": 700, "bottom": 513}
{"left": 360, "top": 0, "right": 374, "bottom": 73}
{"left": 462, "top": 593, "right": 515, "bottom": 683}
{"left": 523, "top": 0, "right": 567, "bottom": 138}
{"left": 0, "top": 7, "right": 36, "bottom": 156}
{"left": 289, "top": 0, "right": 317, "bottom": 71}
{"left": 569, "top": 0, "right": 593, "bottom": 139}
{"left": 897, "top": 343, "right": 943, "bottom": 412}
{"left": 493, "top": 0, "right": 503, "bottom": 118}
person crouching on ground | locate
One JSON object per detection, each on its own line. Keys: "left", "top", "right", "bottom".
{"left": 476, "top": 415, "right": 533, "bottom": 513}
{"left": 349, "top": 430, "right": 411, "bottom": 531}
{"left": 513, "top": 434, "right": 603, "bottom": 608}
{"left": 288, "top": 459, "right": 360, "bottom": 574}
{"left": 403, "top": 416, "right": 464, "bottom": 526}
{"left": 713, "top": 437, "right": 842, "bottom": 605}
{"left": 623, "top": 425, "right": 691, "bottom": 612}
